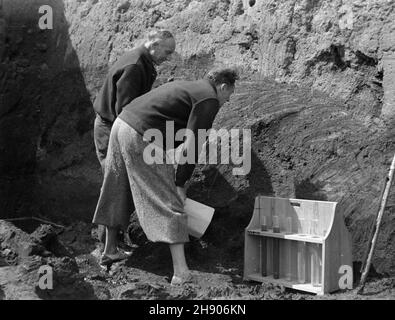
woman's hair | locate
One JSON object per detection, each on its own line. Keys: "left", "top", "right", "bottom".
{"left": 206, "top": 67, "right": 239, "bottom": 86}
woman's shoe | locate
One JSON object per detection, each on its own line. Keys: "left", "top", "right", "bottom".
{"left": 170, "top": 271, "right": 195, "bottom": 286}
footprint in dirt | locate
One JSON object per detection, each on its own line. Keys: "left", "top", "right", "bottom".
{"left": 119, "top": 283, "right": 169, "bottom": 300}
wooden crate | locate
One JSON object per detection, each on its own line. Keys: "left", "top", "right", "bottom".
{"left": 244, "top": 196, "right": 353, "bottom": 295}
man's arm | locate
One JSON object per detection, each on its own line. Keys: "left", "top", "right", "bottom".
{"left": 114, "top": 64, "right": 144, "bottom": 116}
{"left": 175, "top": 98, "right": 220, "bottom": 187}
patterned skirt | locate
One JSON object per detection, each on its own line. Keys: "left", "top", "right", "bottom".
{"left": 92, "top": 118, "right": 189, "bottom": 244}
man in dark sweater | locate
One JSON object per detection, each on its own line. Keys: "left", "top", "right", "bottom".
{"left": 93, "top": 29, "right": 176, "bottom": 170}
{"left": 92, "top": 68, "right": 239, "bottom": 284}
{"left": 93, "top": 30, "right": 175, "bottom": 251}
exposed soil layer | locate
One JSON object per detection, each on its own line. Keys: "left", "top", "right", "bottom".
{"left": 189, "top": 80, "right": 395, "bottom": 275}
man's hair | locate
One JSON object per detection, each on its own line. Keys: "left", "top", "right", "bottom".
{"left": 147, "top": 29, "right": 174, "bottom": 42}
{"left": 206, "top": 67, "right": 239, "bottom": 86}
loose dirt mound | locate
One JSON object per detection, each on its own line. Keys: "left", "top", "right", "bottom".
{"left": 1, "top": 220, "right": 394, "bottom": 300}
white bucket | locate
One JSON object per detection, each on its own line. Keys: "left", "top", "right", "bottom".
{"left": 184, "top": 198, "right": 215, "bottom": 238}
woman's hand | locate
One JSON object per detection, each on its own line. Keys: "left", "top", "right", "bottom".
{"left": 177, "top": 186, "right": 187, "bottom": 203}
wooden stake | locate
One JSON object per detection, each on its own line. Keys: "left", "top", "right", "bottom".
{"left": 358, "top": 152, "right": 395, "bottom": 294}
{"left": 2, "top": 216, "right": 65, "bottom": 229}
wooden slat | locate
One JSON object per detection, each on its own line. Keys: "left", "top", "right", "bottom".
{"left": 243, "top": 230, "right": 260, "bottom": 278}
{"left": 323, "top": 204, "right": 353, "bottom": 292}
{"left": 247, "top": 229, "right": 325, "bottom": 243}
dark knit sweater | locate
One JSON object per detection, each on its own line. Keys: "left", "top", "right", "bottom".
{"left": 119, "top": 79, "right": 220, "bottom": 187}
{"left": 93, "top": 45, "right": 157, "bottom": 122}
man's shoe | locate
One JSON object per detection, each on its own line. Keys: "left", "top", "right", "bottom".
{"left": 99, "top": 250, "right": 130, "bottom": 267}
{"left": 117, "top": 241, "right": 135, "bottom": 255}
